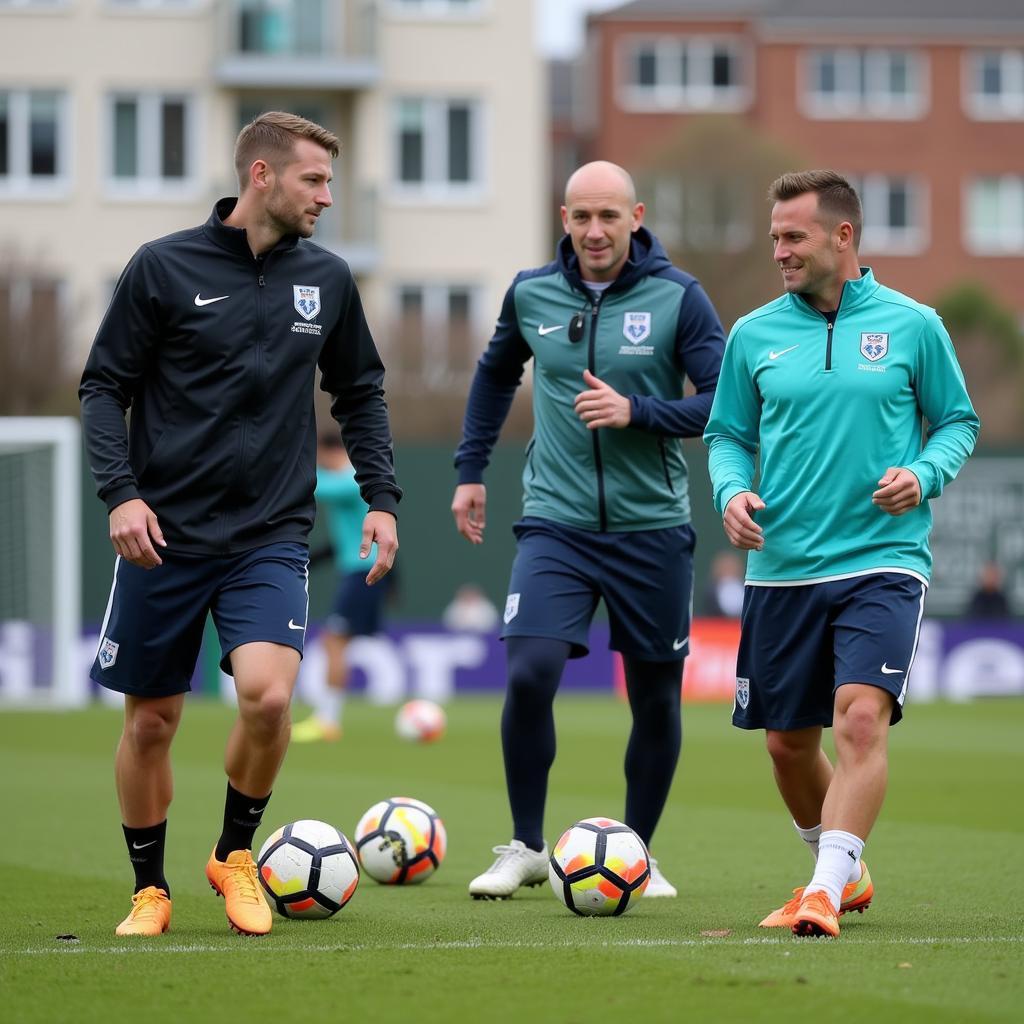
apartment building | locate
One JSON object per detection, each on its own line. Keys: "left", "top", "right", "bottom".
{"left": 0, "top": 0, "right": 547, "bottom": 423}
{"left": 577, "top": 0, "right": 1024, "bottom": 322}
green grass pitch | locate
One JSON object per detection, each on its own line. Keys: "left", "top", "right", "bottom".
{"left": 1, "top": 696, "right": 1021, "bottom": 1023}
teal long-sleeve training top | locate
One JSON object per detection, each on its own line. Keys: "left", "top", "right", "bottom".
{"left": 704, "top": 269, "right": 980, "bottom": 584}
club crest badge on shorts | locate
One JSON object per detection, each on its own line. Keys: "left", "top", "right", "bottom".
{"left": 735, "top": 676, "right": 750, "bottom": 710}
{"left": 98, "top": 636, "right": 119, "bottom": 670}
{"left": 504, "top": 593, "right": 520, "bottom": 624}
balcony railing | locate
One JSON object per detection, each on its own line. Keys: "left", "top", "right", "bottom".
{"left": 215, "top": 0, "right": 380, "bottom": 90}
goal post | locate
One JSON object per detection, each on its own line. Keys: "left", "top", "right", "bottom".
{"left": 0, "top": 416, "right": 84, "bottom": 707}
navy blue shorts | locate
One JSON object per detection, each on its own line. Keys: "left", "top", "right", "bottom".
{"left": 501, "top": 517, "right": 695, "bottom": 662}
{"left": 326, "top": 568, "right": 391, "bottom": 637}
{"left": 91, "top": 542, "right": 310, "bottom": 697}
{"left": 733, "top": 572, "right": 928, "bottom": 731}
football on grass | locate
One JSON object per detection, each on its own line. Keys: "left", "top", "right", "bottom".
{"left": 395, "top": 699, "right": 446, "bottom": 742}
{"left": 548, "top": 817, "right": 650, "bottom": 916}
{"left": 257, "top": 819, "right": 360, "bottom": 919}
{"left": 354, "top": 796, "right": 447, "bottom": 884}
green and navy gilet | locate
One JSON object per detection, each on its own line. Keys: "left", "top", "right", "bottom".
{"left": 704, "top": 269, "right": 979, "bottom": 583}
{"left": 455, "top": 229, "right": 725, "bottom": 532}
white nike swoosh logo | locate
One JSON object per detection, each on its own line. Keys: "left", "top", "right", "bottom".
{"left": 288, "top": 619, "right": 305, "bottom": 631}
{"left": 194, "top": 293, "right": 229, "bottom": 306}
{"left": 880, "top": 663, "right": 903, "bottom": 675}
{"left": 673, "top": 637, "right": 688, "bottom": 651}
{"left": 538, "top": 324, "right": 564, "bottom": 336}
{"left": 132, "top": 840, "right": 158, "bottom": 850}
{"left": 249, "top": 806, "right": 266, "bottom": 815}
{"left": 769, "top": 345, "right": 799, "bottom": 360}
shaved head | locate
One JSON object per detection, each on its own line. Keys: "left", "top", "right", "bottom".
{"left": 564, "top": 161, "right": 636, "bottom": 206}
{"left": 561, "top": 161, "right": 644, "bottom": 283}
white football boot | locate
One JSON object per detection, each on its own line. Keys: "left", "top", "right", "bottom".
{"left": 643, "top": 857, "right": 678, "bottom": 898}
{"left": 468, "top": 840, "right": 549, "bottom": 899}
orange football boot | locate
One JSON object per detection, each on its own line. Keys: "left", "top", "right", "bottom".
{"left": 205, "top": 848, "right": 272, "bottom": 936}
{"left": 759, "top": 862, "right": 873, "bottom": 928}
{"left": 115, "top": 886, "right": 172, "bottom": 936}
{"left": 792, "top": 889, "right": 841, "bottom": 938}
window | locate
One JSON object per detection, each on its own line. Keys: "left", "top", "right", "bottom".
{"left": 393, "top": 97, "right": 482, "bottom": 194}
{"left": 619, "top": 36, "right": 747, "bottom": 112}
{"left": 966, "top": 176, "right": 1024, "bottom": 254}
{"left": 395, "top": 283, "right": 480, "bottom": 388}
{"left": 965, "top": 49, "right": 1024, "bottom": 119}
{"left": 646, "top": 175, "right": 752, "bottom": 253}
{"left": 803, "top": 48, "right": 926, "bottom": 118}
{"left": 388, "top": 0, "right": 482, "bottom": 15}
{"left": 0, "top": 89, "right": 69, "bottom": 197}
{"left": 106, "top": 92, "right": 196, "bottom": 195}
{"left": 105, "top": 0, "right": 196, "bottom": 9}
{"left": 237, "top": 0, "right": 327, "bottom": 56}
{"left": 846, "top": 174, "right": 927, "bottom": 255}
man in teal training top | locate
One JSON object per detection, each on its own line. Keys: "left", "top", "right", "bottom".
{"left": 292, "top": 434, "right": 390, "bottom": 742}
{"left": 705, "top": 170, "right": 979, "bottom": 937}
{"left": 453, "top": 161, "right": 725, "bottom": 900}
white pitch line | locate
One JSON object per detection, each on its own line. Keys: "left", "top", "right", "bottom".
{"left": 9, "top": 935, "right": 1024, "bottom": 956}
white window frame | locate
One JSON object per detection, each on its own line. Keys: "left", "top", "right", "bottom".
{"left": 390, "top": 96, "right": 486, "bottom": 204}
{"left": 964, "top": 175, "right": 1024, "bottom": 255}
{"left": 963, "top": 48, "right": 1024, "bottom": 120}
{"left": 103, "top": 91, "right": 200, "bottom": 201}
{"left": 617, "top": 34, "right": 750, "bottom": 114}
{"left": 846, "top": 173, "right": 928, "bottom": 256}
{"left": 0, "top": 88, "right": 72, "bottom": 200}
{"left": 802, "top": 47, "right": 928, "bottom": 120}
{"left": 394, "top": 282, "right": 484, "bottom": 388}
{"left": 103, "top": 0, "right": 202, "bottom": 10}
{"left": 386, "top": 0, "right": 486, "bottom": 18}
{"left": 648, "top": 174, "right": 752, "bottom": 253}
{"left": 0, "top": 0, "right": 69, "bottom": 9}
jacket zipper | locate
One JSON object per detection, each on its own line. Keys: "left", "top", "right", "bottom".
{"left": 817, "top": 281, "right": 848, "bottom": 371}
{"left": 586, "top": 294, "right": 607, "bottom": 531}
{"left": 228, "top": 256, "right": 266, "bottom": 519}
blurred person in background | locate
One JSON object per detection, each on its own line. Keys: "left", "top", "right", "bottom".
{"left": 292, "top": 434, "right": 395, "bottom": 742}
{"left": 452, "top": 160, "right": 725, "bottom": 901}
{"left": 79, "top": 111, "right": 400, "bottom": 938}
{"left": 443, "top": 583, "right": 500, "bottom": 633}
{"left": 702, "top": 550, "right": 745, "bottom": 618}
{"left": 965, "top": 560, "right": 1013, "bottom": 620}
{"left": 706, "top": 170, "right": 979, "bottom": 938}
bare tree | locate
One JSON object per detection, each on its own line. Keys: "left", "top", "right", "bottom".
{"left": 0, "top": 259, "right": 79, "bottom": 416}
{"left": 636, "top": 115, "right": 802, "bottom": 332}
{"left": 934, "top": 282, "right": 1024, "bottom": 443}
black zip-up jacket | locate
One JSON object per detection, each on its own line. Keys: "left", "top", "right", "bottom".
{"left": 80, "top": 198, "right": 401, "bottom": 555}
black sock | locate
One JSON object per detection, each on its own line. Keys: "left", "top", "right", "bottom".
{"left": 622, "top": 656, "right": 684, "bottom": 848}
{"left": 123, "top": 820, "right": 169, "bottom": 896}
{"left": 215, "top": 783, "right": 270, "bottom": 861}
{"left": 502, "top": 637, "right": 570, "bottom": 852}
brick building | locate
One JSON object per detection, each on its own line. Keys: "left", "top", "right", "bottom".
{"left": 574, "top": 0, "right": 1024, "bottom": 324}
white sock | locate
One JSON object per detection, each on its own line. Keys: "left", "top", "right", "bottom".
{"left": 794, "top": 821, "right": 822, "bottom": 860}
{"left": 315, "top": 688, "right": 344, "bottom": 727}
{"left": 804, "top": 830, "right": 864, "bottom": 912}
{"left": 847, "top": 855, "right": 863, "bottom": 885}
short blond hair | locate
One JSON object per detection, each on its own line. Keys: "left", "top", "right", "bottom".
{"left": 234, "top": 111, "right": 339, "bottom": 190}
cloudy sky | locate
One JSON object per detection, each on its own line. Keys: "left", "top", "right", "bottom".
{"left": 533, "top": 0, "right": 626, "bottom": 58}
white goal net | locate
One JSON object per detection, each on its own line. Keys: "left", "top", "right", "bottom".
{"left": 0, "top": 417, "right": 83, "bottom": 707}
